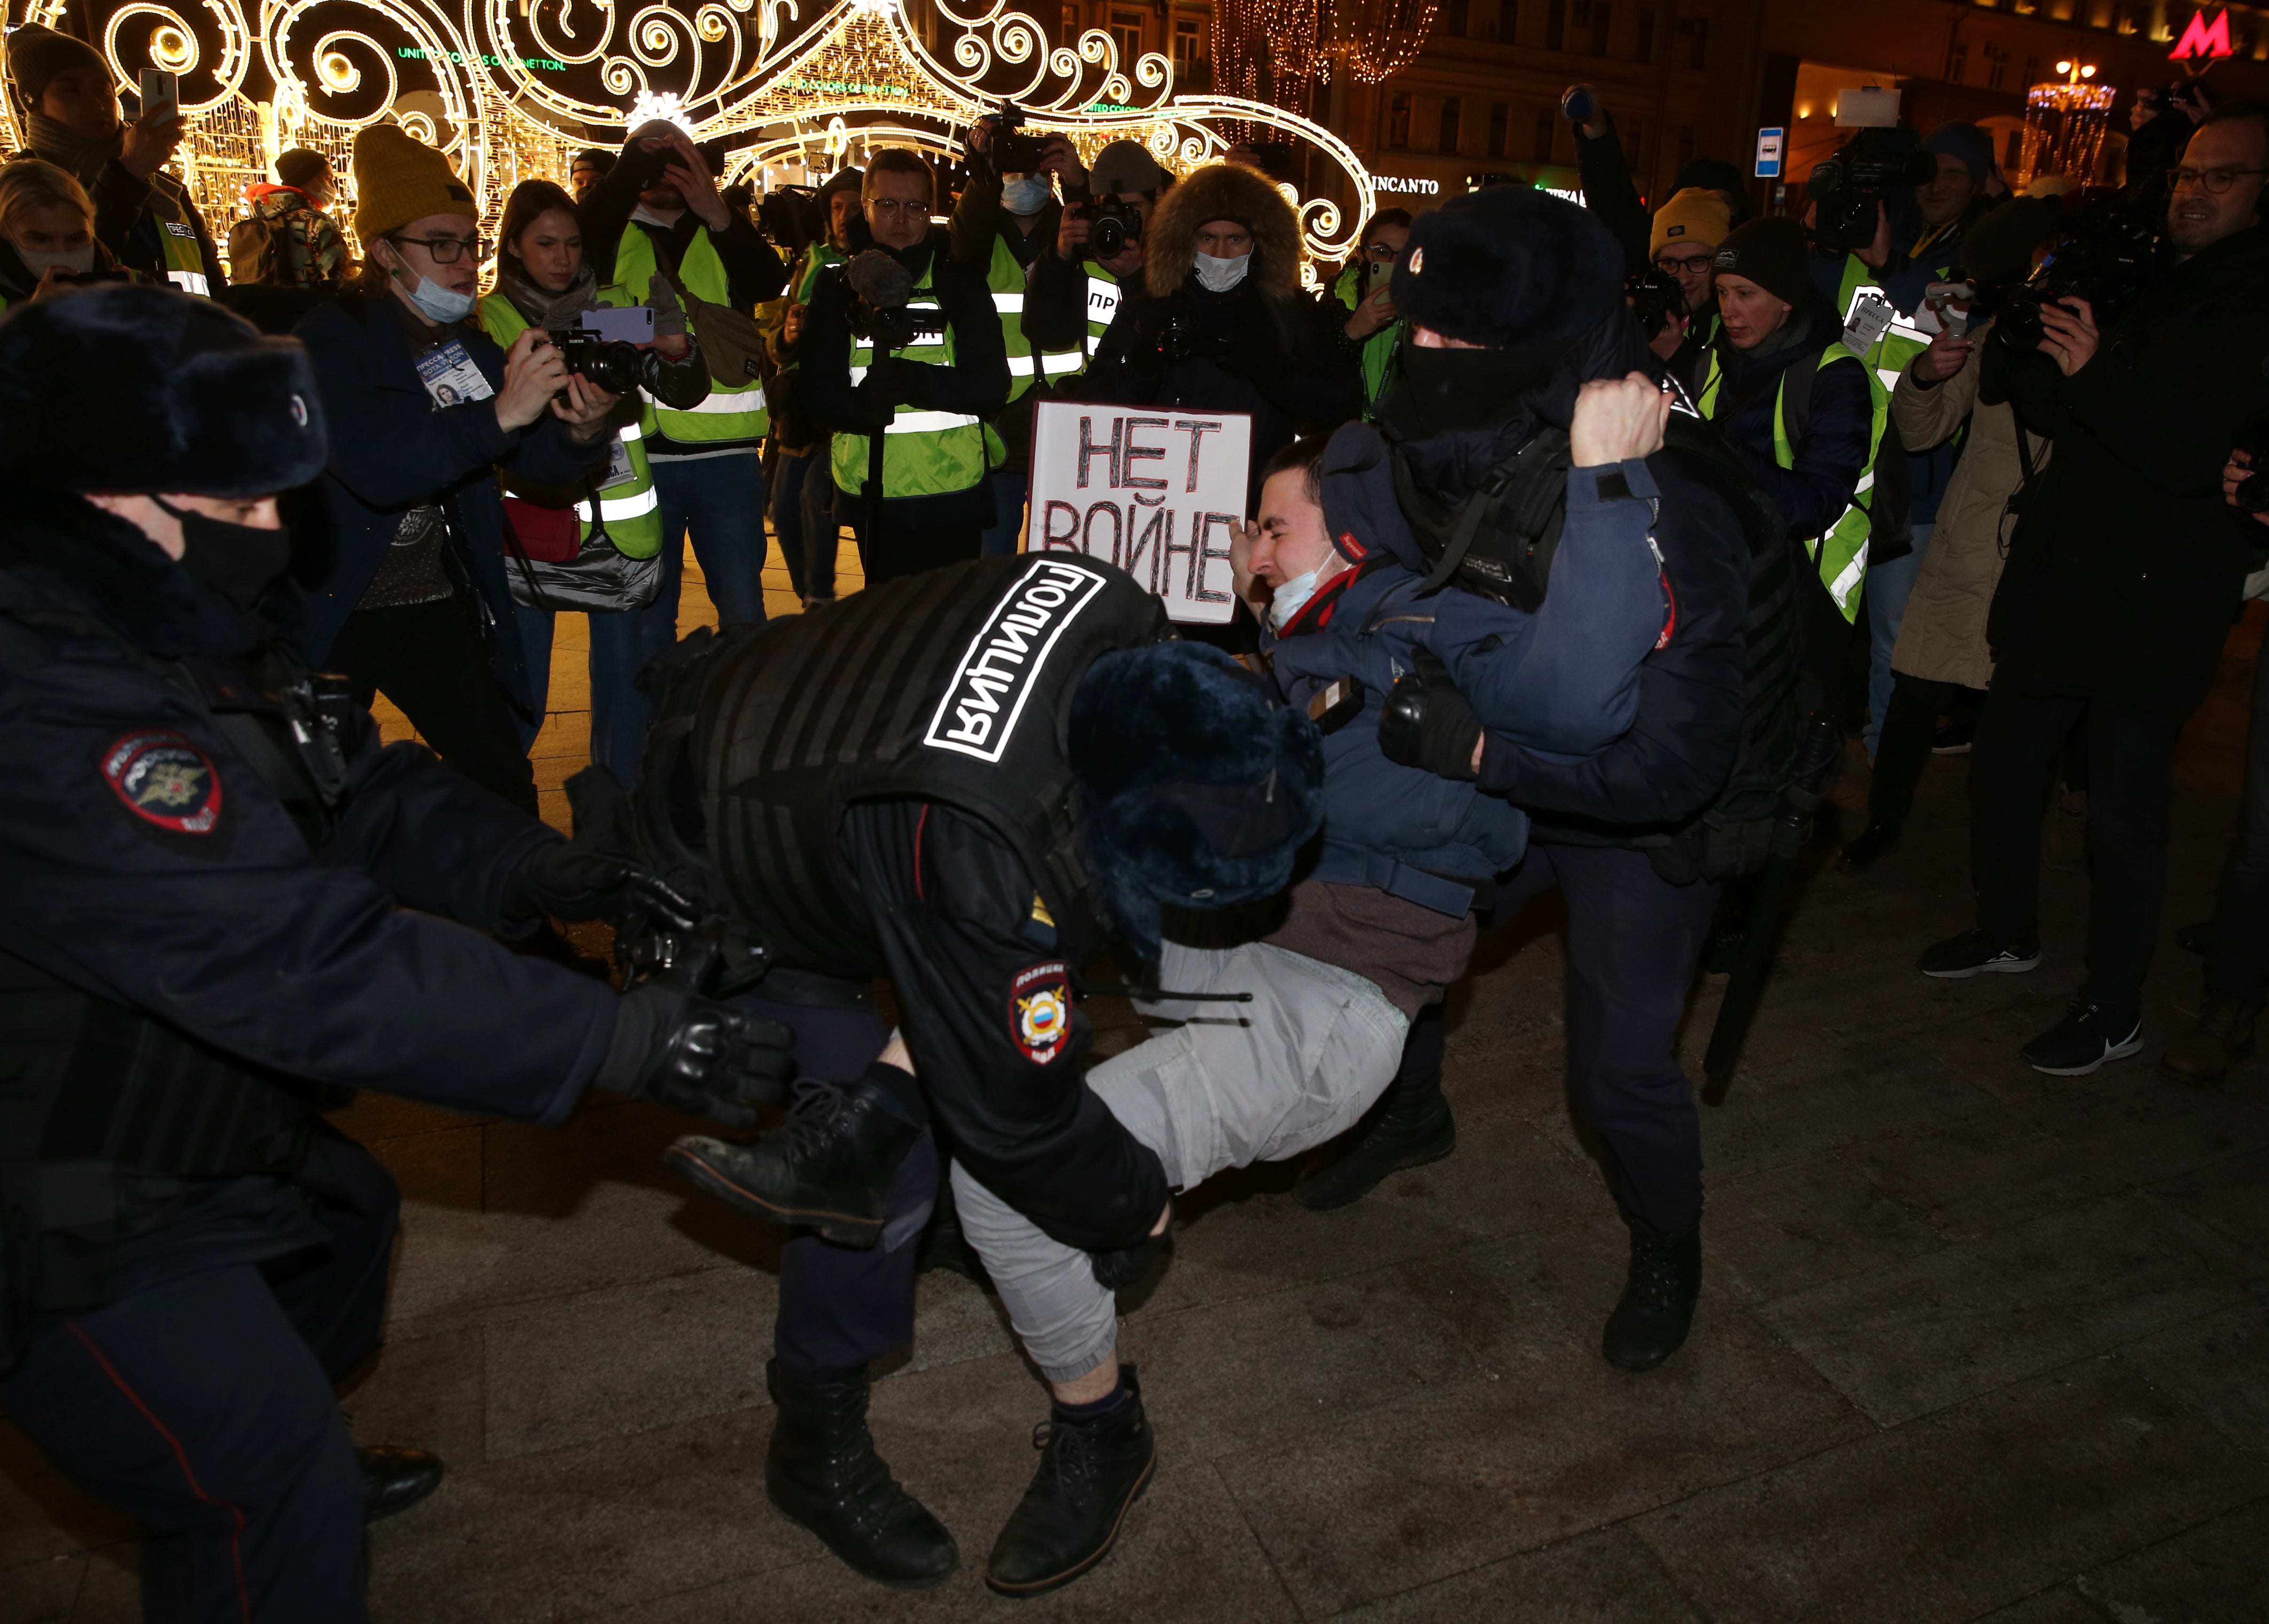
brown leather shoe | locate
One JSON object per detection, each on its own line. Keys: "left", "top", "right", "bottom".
{"left": 2160, "top": 997, "right": 2261, "bottom": 1085}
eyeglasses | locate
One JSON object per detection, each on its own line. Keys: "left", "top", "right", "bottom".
{"left": 390, "top": 233, "right": 490, "bottom": 263}
{"left": 2167, "top": 164, "right": 2268, "bottom": 195}
{"left": 867, "top": 197, "right": 931, "bottom": 219}
{"left": 1362, "top": 242, "right": 1400, "bottom": 261}
{"left": 1654, "top": 253, "right": 1714, "bottom": 275}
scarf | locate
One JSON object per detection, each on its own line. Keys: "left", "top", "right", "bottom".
{"left": 495, "top": 259, "right": 600, "bottom": 329}
{"left": 26, "top": 112, "right": 124, "bottom": 191}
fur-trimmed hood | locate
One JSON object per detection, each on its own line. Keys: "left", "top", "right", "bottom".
{"left": 1144, "top": 162, "right": 1303, "bottom": 300}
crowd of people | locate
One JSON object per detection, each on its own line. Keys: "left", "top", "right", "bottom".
{"left": 4, "top": 20, "right": 2269, "bottom": 1616}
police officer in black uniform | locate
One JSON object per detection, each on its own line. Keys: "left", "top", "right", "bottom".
{"left": 0, "top": 286, "right": 793, "bottom": 1621}
{"left": 635, "top": 553, "right": 1323, "bottom": 1594}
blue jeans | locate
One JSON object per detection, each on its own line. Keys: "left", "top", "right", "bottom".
{"left": 513, "top": 602, "right": 653, "bottom": 789}
{"left": 648, "top": 451, "right": 769, "bottom": 629}
{"left": 979, "top": 468, "right": 1027, "bottom": 558}
{"left": 1864, "top": 521, "right": 1933, "bottom": 759}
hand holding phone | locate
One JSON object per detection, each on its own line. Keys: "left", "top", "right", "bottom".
{"left": 139, "top": 69, "right": 177, "bottom": 121}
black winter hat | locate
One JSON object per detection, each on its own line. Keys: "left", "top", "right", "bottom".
{"left": 1069, "top": 640, "right": 1324, "bottom": 967}
{"left": 5, "top": 24, "right": 106, "bottom": 115}
{"left": 0, "top": 286, "right": 328, "bottom": 497}
{"left": 1391, "top": 185, "right": 1624, "bottom": 355}
{"left": 1711, "top": 216, "right": 1811, "bottom": 310}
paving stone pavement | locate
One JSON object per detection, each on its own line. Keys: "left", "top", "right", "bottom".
{"left": 4, "top": 559, "right": 2264, "bottom": 1622}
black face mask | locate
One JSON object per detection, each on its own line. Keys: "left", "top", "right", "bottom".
{"left": 151, "top": 497, "right": 291, "bottom": 611}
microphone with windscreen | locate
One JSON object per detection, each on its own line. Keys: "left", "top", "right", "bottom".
{"left": 838, "top": 249, "right": 944, "bottom": 351}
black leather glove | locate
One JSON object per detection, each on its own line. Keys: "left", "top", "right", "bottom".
{"left": 504, "top": 837, "right": 700, "bottom": 933}
{"left": 601, "top": 984, "right": 795, "bottom": 1128}
{"left": 1088, "top": 1206, "right": 1173, "bottom": 1289}
{"left": 1376, "top": 648, "right": 1484, "bottom": 782}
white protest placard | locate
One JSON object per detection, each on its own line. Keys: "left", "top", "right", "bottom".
{"left": 1025, "top": 402, "right": 1253, "bottom": 625}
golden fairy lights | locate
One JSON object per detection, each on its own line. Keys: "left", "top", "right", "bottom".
{"left": 1330, "top": 0, "right": 1440, "bottom": 86}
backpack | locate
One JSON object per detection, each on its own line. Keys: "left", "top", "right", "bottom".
{"left": 226, "top": 212, "right": 293, "bottom": 287}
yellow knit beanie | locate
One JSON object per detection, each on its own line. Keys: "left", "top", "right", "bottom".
{"left": 352, "top": 124, "right": 477, "bottom": 245}
{"left": 1649, "top": 186, "right": 1732, "bottom": 259}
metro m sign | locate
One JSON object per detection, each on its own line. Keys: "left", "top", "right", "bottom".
{"left": 2171, "top": 8, "right": 2234, "bottom": 61}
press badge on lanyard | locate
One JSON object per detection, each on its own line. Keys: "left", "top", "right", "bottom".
{"left": 597, "top": 436, "right": 637, "bottom": 490}
{"left": 415, "top": 341, "right": 495, "bottom": 410}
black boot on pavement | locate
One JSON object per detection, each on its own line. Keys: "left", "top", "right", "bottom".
{"left": 2021, "top": 999, "right": 2144, "bottom": 1076}
{"left": 665, "top": 1074, "right": 922, "bottom": 1246}
{"left": 986, "top": 1365, "right": 1155, "bottom": 1598}
{"left": 1837, "top": 820, "right": 1901, "bottom": 873}
{"left": 1602, "top": 1219, "right": 1702, "bottom": 1373}
{"left": 765, "top": 1359, "right": 958, "bottom": 1589}
{"left": 2161, "top": 996, "right": 2260, "bottom": 1085}
{"left": 358, "top": 1446, "right": 444, "bottom": 1522}
{"left": 1297, "top": 1007, "right": 1453, "bottom": 1211}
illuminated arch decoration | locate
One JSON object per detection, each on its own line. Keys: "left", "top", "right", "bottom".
{"left": 0, "top": 0, "right": 1374, "bottom": 267}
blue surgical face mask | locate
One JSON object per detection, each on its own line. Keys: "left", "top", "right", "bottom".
{"left": 1001, "top": 174, "right": 1052, "bottom": 215}
{"left": 1268, "top": 564, "right": 1323, "bottom": 630}
{"left": 395, "top": 263, "right": 476, "bottom": 324}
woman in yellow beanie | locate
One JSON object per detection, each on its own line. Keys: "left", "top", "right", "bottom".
{"left": 287, "top": 124, "right": 620, "bottom": 814}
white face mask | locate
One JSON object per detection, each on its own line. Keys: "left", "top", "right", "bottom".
{"left": 1000, "top": 174, "right": 1053, "bottom": 216}
{"left": 1195, "top": 250, "right": 1251, "bottom": 293}
{"left": 1268, "top": 564, "right": 1323, "bottom": 630}
{"left": 13, "top": 240, "right": 94, "bottom": 278}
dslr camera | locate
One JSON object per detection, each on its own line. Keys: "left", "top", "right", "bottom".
{"left": 1993, "top": 195, "right": 2159, "bottom": 356}
{"left": 541, "top": 328, "right": 642, "bottom": 397}
{"left": 1077, "top": 196, "right": 1144, "bottom": 259}
{"left": 1806, "top": 129, "right": 1937, "bottom": 254}
{"left": 1625, "top": 264, "right": 1686, "bottom": 339}
{"left": 986, "top": 102, "right": 1050, "bottom": 174}
{"left": 1156, "top": 312, "right": 1233, "bottom": 366}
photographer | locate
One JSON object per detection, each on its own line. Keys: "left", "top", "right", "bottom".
{"left": 1919, "top": 102, "right": 2269, "bottom": 1076}
{"left": 478, "top": 179, "right": 710, "bottom": 781}
{"left": 1643, "top": 187, "right": 1733, "bottom": 380}
{"left": 952, "top": 116, "right": 1089, "bottom": 555}
{"left": 1078, "top": 162, "right": 1361, "bottom": 488}
{"left": 5, "top": 23, "right": 223, "bottom": 297}
{"left": 584, "top": 121, "right": 787, "bottom": 645}
{"left": 798, "top": 149, "right": 1010, "bottom": 582}
{"left": 1021, "top": 140, "right": 1161, "bottom": 366}
{"left": 293, "top": 127, "right": 618, "bottom": 816}
{"left": 1330, "top": 208, "right": 1410, "bottom": 408}
{"left": 0, "top": 156, "right": 126, "bottom": 308}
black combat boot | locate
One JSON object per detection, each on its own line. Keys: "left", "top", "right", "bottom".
{"left": 357, "top": 1445, "right": 444, "bottom": 1522}
{"left": 1296, "top": 1007, "right": 1454, "bottom": 1212}
{"left": 986, "top": 1366, "right": 1156, "bottom": 1598}
{"left": 1602, "top": 1218, "right": 1702, "bottom": 1373}
{"left": 765, "top": 1359, "right": 958, "bottom": 1589}
{"left": 665, "top": 1073, "right": 922, "bottom": 1246}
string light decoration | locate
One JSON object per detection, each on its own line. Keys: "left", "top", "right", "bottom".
{"left": 1209, "top": 0, "right": 1330, "bottom": 110}
{"left": 2018, "top": 59, "right": 2116, "bottom": 188}
{"left": 1329, "top": 0, "right": 1440, "bottom": 86}
{"left": 0, "top": 0, "right": 1375, "bottom": 265}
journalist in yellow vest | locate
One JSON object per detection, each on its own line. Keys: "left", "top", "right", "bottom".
{"left": 797, "top": 148, "right": 1010, "bottom": 584}
{"left": 480, "top": 178, "right": 712, "bottom": 786}
{"left": 765, "top": 168, "right": 865, "bottom": 609}
{"left": 1332, "top": 208, "right": 1412, "bottom": 410}
{"left": 584, "top": 121, "right": 788, "bottom": 665}
{"left": 1699, "top": 217, "right": 1885, "bottom": 667}
{"left": 4, "top": 24, "right": 223, "bottom": 297}
{"left": 1019, "top": 140, "right": 1160, "bottom": 387}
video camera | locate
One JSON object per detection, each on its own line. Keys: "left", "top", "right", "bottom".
{"left": 1626, "top": 264, "right": 1685, "bottom": 339}
{"left": 540, "top": 328, "right": 642, "bottom": 397}
{"left": 757, "top": 185, "right": 823, "bottom": 254}
{"left": 1993, "top": 194, "right": 2160, "bottom": 356}
{"left": 1076, "top": 195, "right": 1144, "bottom": 259}
{"left": 986, "top": 102, "right": 1050, "bottom": 174}
{"left": 1156, "top": 312, "right": 1235, "bottom": 366}
{"left": 837, "top": 250, "right": 948, "bottom": 352}
{"left": 1806, "top": 128, "right": 1937, "bottom": 254}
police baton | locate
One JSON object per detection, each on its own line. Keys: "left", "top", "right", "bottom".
{"left": 1700, "top": 712, "right": 1845, "bottom": 1101}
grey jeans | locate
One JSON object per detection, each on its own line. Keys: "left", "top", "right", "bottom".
{"left": 952, "top": 941, "right": 1409, "bottom": 1382}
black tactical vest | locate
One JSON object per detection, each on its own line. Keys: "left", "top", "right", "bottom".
{"left": 694, "top": 554, "right": 1169, "bottom": 977}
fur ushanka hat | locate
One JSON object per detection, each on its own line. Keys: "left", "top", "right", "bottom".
{"left": 1391, "top": 184, "right": 1625, "bottom": 358}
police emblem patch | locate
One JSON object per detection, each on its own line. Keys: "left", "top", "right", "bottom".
{"left": 1008, "top": 960, "right": 1073, "bottom": 1064}
{"left": 102, "top": 731, "right": 223, "bottom": 834}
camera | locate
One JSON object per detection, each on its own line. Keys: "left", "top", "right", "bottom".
{"left": 1078, "top": 196, "right": 1144, "bottom": 259}
{"left": 1156, "top": 312, "right": 1233, "bottom": 366}
{"left": 757, "top": 185, "right": 822, "bottom": 253}
{"left": 1992, "top": 196, "right": 2159, "bottom": 355}
{"left": 835, "top": 259, "right": 948, "bottom": 353}
{"left": 987, "top": 102, "right": 1050, "bottom": 175}
{"left": 542, "top": 329, "right": 642, "bottom": 396}
{"left": 1806, "top": 129, "right": 1938, "bottom": 254}
{"left": 1625, "top": 264, "right": 1685, "bottom": 339}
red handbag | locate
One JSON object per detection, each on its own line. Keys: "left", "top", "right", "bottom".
{"left": 500, "top": 496, "right": 581, "bottom": 563}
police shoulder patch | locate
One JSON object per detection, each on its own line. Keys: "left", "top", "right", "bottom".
{"left": 1008, "top": 959, "right": 1073, "bottom": 1064}
{"left": 102, "top": 730, "right": 224, "bottom": 834}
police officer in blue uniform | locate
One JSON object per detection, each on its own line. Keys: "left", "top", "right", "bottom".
{"left": 0, "top": 286, "right": 794, "bottom": 1622}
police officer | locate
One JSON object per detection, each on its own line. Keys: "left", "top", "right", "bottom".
{"left": 605, "top": 553, "right": 1315, "bottom": 1593}
{"left": 0, "top": 286, "right": 794, "bottom": 1620}
{"left": 798, "top": 148, "right": 1011, "bottom": 581}
{"left": 5, "top": 24, "right": 225, "bottom": 297}
{"left": 1294, "top": 187, "right": 1791, "bottom": 1375}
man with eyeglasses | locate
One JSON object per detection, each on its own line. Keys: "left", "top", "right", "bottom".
{"left": 1644, "top": 187, "right": 1732, "bottom": 382}
{"left": 1917, "top": 100, "right": 2269, "bottom": 1077}
{"left": 292, "top": 126, "right": 620, "bottom": 817}
{"left": 797, "top": 148, "right": 1011, "bottom": 582}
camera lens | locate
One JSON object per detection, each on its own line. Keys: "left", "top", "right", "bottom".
{"left": 1092, "top": 213, "right": 1127, "bottom": 258}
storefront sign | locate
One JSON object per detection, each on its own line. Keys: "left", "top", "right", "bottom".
{"left": 1374, "top": 175, "right": 1442, "bottom": 195}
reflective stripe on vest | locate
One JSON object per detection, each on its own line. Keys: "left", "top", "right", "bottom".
{"left": 154, "top": 196, "right": 210, "bottom": 296}
{"left": 612, "top": 224, "right": 767, "bottom": 443}
{"left": 1698, "top": 341, "right": 1888, "bottom": 623}
{"left": 831, "top": 265, "right": 987, "bottom": 497}
{"left": 477, "top": 289, "right": 665, "bottom": 559}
